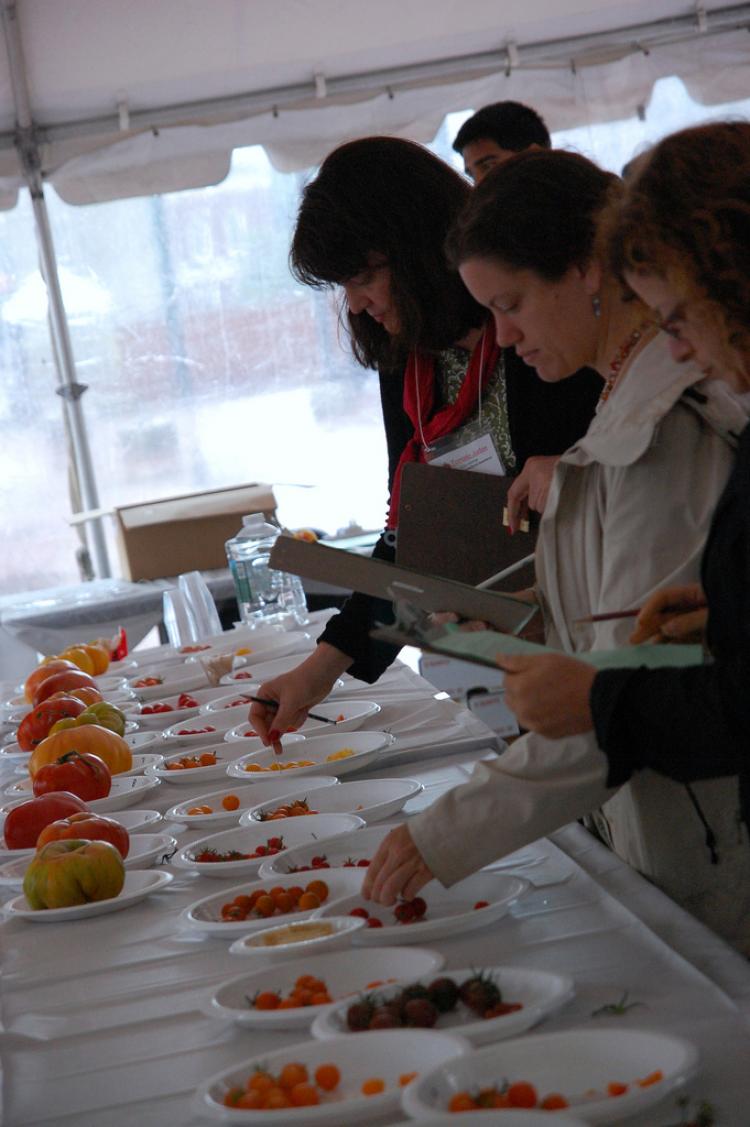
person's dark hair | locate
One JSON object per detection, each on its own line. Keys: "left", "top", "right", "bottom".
{"left": 445, "top": 149, "right": 619, "bottom": 280}
{"left": 452, "top": 101, "right": 551, "bottom": 156}
{"left": 604, "top": 121, "right": 750, "bottom": 357}
{"left": 290, "top": 136, "right": 485, "bottom": 369}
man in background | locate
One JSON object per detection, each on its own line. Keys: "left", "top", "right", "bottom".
{"left": 453, "top": 100, "right": 550, "bottom": 182}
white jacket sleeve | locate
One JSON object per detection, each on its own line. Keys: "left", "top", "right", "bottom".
{"left": 408, "top": 730, "right": 612, "bottom": 887}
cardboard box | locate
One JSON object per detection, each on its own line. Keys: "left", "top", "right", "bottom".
{"left": 112, "top": 483, "right": 276, "bottom": 581}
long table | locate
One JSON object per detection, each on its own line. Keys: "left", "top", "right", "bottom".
{"left": 2, "top": 657, "right": 750, "bottom": 1126}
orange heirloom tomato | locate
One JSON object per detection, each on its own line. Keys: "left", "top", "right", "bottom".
{"left": 36, "top": 811, "right": 130, "bottom": 858}
{"left": 23, "top": 660, "right": 78, "bottom": 704}
{"left": 22, "top": 838, "right": 125, "bottom": 909}
{"left": 32, "top": 669, "right": 97, "bottom": 706}
{"left": 29, "top": 725, "right": 132, "bottom": 778}
{"left": 68, "top": 686, "right": 104, "bottom": 706}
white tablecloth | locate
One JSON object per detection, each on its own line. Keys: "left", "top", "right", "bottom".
{"left": 2, "top": 656, "right": 750, "bottom": 1126}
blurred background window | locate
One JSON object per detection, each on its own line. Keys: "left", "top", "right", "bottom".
{"left": 1, "top": 74, "right": 748, "bottom": 596}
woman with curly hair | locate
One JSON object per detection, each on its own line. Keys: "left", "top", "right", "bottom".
{"left": 249, "top": 136, "right": 599, "bottom": 744}
{"left": 363, "top": 142, "right": 750, "bottom": 952}
{"left": 498, "top": 120, "right": 750, "bottom": 880}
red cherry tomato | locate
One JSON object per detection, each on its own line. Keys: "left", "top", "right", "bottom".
{"left": 32, "top": 751, "right": 112, "bottom": 802}
{"left": 3, "top": 791, "right": 88, "bottom": 849}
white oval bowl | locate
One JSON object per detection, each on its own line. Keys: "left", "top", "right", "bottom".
{"left": 315, "top": 872, "right": 529, "bottom": 947}
{"left": 145, "top": 742, "right": 252, "bottom": 786}
{"left": 158, "top": 716, "right": 241, "bottom": 747}
{"left": 257, "top": 823, "right": 392, "bottom": 878}
{"left": 401, "top": 1027, "right": 698, "bottom": 1124}
{"left": 172, "top": 813, "right": 365, "bottom": 879}
{"left": 164, "top": 776, "right": 335, "bottom": 831}
{"left": 242, "top": 777, "right": 422, "bottom": 825}
{"left": 193, "top": 1029, "right": 471, "bottom": 1125}
{"left": 312, "top": 964, "right": 574, "bottom": 1046}
{"left": 208, "top": 944, "right": 445, "bottom": 1028}
{"left": 226, "top": 730, "right": 393, "bottom": 781}
{"left": 181, "top": 866, "right": 367, "bottom": 935}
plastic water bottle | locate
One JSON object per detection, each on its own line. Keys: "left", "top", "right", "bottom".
{"left": 225, "top": 513, "right": 307, "bottom": 627}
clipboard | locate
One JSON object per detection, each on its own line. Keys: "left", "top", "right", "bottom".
{"left": 269, "top": 534, "right": 537, "bottom": 635}
{"left": 371, "top": 605, "right": 704, "bottom": 673}
{"left": 396, "top": 463, "right": 536, "bottom": 587}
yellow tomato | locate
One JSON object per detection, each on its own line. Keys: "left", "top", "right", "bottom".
{"left": 59, "top": 647, "right": 97, "bottom": 676}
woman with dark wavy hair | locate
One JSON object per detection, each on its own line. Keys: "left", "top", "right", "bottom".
{"left": 362, "top": 144, "right": 750, "bottom": 952}
{"left": 250, "top": 136, "right": 599, "bottom": 745}
{"left": 499, "top": 123, "right": 750, "bottom": 828}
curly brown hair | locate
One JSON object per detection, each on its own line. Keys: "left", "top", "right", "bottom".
{"left": 289, "top": 137, "right": 486, "bottom": 370}
{"left": 604, "top": 122, "right": 750, "bottom": 358}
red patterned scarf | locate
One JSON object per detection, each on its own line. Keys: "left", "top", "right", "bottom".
{"left": 386, "top": 322, "right": 500, "bottom": 529}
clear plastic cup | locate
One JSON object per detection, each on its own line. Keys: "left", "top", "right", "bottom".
{"left": 178, "top": 571, "right": 222, "bottom": 638}
{"left": 161, "top": 587, "right": 198, "bottom": 647}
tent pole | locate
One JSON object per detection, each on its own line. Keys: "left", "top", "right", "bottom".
{"left": 0, "top": 0, "right": 111, "bottom": 579}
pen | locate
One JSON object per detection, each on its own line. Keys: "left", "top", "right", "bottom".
{"left": 248, "top": 695, "right": 337, "bottom": 725}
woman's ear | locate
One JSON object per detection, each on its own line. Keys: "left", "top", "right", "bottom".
{"left": 582, "top": 259, "right": 603, "bottom": 296}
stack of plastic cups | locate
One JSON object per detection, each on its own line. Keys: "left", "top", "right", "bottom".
{"left": 178, "top": 571, "right": 223, "bottom": 639}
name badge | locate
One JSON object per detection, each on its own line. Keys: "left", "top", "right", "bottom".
{"left": 425, "top": 428, "right": 505, "bottom": 475}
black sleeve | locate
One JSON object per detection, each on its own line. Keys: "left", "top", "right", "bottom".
{"left": 504, "top": 351, "right": 601, "bottom": 470}
{"left": 316, "top": 366, "right": 410, "bottom": 683}
{"left": 590, "top": 659, "right": 748, "bottom": 790}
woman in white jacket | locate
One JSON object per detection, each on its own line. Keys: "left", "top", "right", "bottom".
{"left": 363, "top": 149, "right": 750, "bottom": 953}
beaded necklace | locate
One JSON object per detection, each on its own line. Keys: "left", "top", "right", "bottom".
{"left": 598, "top": 324, "right": 651, "bottom": 405}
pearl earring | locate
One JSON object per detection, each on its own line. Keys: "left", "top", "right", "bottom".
{"left": 592, "top": 294, "right": 602, "bottom": 318}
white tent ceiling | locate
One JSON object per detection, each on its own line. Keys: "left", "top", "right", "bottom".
{"left": 1, "top": 0, "right": 749, "bottom": 204}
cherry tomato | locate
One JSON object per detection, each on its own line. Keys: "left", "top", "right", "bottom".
{"left": 32, "top": 750, "right": 112, "bottom": 801}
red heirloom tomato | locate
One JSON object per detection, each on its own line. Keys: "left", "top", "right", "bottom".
{"left": 36, "top": 812, "right": 130, "bottom": 858}
{"left": 3, "top": 791, "right": 88, "bottom": 849}
{"left": 16, "top": 696, "right": 87, "bottom": 751}
{"left": 22, "top": 659, "right": 78, "bottom": 704}
{"left": 32, "top": 751, "right": 111, "bottom": 802}
{"left": 32, "top": 670, "right": 97, "bottom": 707}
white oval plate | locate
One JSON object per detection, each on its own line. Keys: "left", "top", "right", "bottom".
{"left": 4, "top": 869, "right": 173, "bottom": 922}
{"left": 208, "top": 945, "right": 445, "bottom": 1029}
{"left": 118, "top": 752, "right": 165, "bottom": 777}
{"left": 227, "top": 916, "right": 367, "bottom": 962}
{"left": 124, "top": 731, "right": 163, "bottom": 753}
{"left": 0, "top": 832, "right": 177, "bottom": 883}
{"left": 158, "top": 716, "right": 240, "bottom": 747}
{"left": 0, "top": 806, "right": 162, "bottom": 856}
{"left": 1, "top": 772, "right": 161, "bottom": 813}
{"left": 226, "top": 731, "right": 393, "bottom": 781}
{"left": 208, "top": 632, "right": 311, "bottom": 668}
{"left": 401, "top": 1027, "right": 699, "bottom": 1124}
{"left": 242, "top": 778, "right": 422, "bottom": 826}
{"left": 193, "top": 1029, "right": 470, "bottom": 1125}
{"left": 127, "top": 665, "right": 209, "bottom": 700}
{"left": 200, "top": 689, "right": 258, "bottom": 716}
{"left": 145, "top": 742, "right": 256, "bottom": 786}
{"left": 181, "top": 866, "right": 367, "bottom": 935}
{"left": 410, "top": 1114, "right": 587, "bottom": 1126}
{"left": 297, "top": 699, "right": 382, "bottom": 736}
{"left": 219, "top": 654, "right": 341, "bottom": 688}
{"left": 172, "top": 813, "right": 365, "bottom": 879}
{"left": 0, "top": 740, "right": 31, "bottom": 761}
{"left": 164, "top": 776, "right": 334, "bottom": 831}
{"left": 257, "top": 823, "right": 392, "bottom": 878}
{"left": 134, "top": 700, "right": 201, "bottom": 729}
{"left": 315, "top": 872, "right": 529, "bottom": 946}
{"left": 313, "top": 964, "right": 574, "bottom": 1045}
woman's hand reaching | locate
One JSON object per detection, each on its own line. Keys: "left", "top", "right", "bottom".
{"left": 361, "top": 823, "right": 434, "bottom": 905}
{"left": 248, "top": 644, "right": 351, "bottom": 754}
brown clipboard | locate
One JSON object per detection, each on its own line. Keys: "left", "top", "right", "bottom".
{"left": 269, "top": 535, "right": 537, "bottom": 635}
{"left": 396, "top": 463, "right": 536, "bottom": 588}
